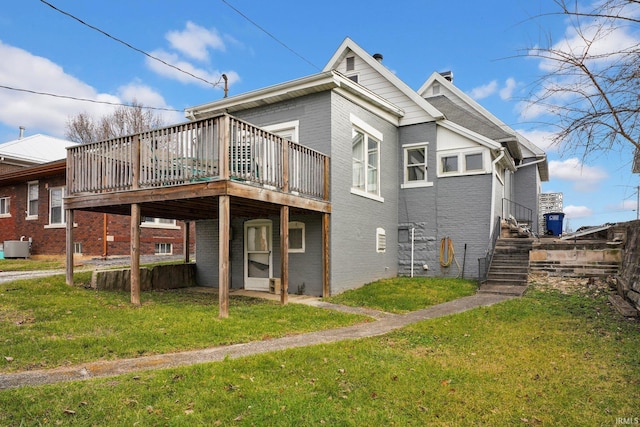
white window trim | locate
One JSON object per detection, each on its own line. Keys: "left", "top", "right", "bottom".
{"left": 155, "top": 242, "right": 173, "bottom": 255}
{"left": 401, "top": 142, "right": 434, "bottom": 189}
{"left": 263, "top": 120, "right": 299, "bottom": 142}
{"left": 0, "top": 196, "right": 10, "bottom": 217}
{"left": 437, "top": 148, "right": 489, "bottom": 177}
{"left": 48, "top": 186, "right": 65, "bottom": 226}
{"left": 141, "top": 218, "right": 180, "bottom": 230}
{"left": 288, "top": 221, "right": 305, "bottom": 253}
{"left": 350, "top": 114, "right": 384, "bottom": 202}
{"left": 26, "top": 181, "right": 38, "bottom": 220}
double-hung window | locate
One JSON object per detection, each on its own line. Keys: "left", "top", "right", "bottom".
{"left": 49, "top": 187, "right": 65, "bottom": 225}
{"left": 351, "top": 115, "right": 382, "bottom": 200}
{"left": 27, "top": 181, "right": 38, "bottom": 219}
{"left": 402, "top": 143, "right": 433, "bottom": 188}
{"left": 141, "top": 217, "right": 178, "bottom": 228}
{"left": 288, "top": 221, "right": 305, "bottom": 253}
{"left": 0, "top": 196, "right": 9, "bottom": 217}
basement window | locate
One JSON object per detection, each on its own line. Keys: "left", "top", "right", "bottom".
{"left": 73, "top": 242, "right": 83, "bottom": 255}
{"left": 155, "top": 243, "right": 173, "bottom": 255}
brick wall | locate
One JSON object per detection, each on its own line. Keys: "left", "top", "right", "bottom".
{"left": 0, "top": 173, "right": 192, "bottom": 257}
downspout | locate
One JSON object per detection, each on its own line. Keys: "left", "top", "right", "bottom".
{"left": 490, "top": 148, "right": 506, "bottom": 237}
{"left": 410, "top": 227, "right": 415, "bottom": 278}
{"left": 515, "top": 157, "right": 546, "bottom": 169}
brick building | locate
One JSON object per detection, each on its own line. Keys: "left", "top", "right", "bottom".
{"left": 0, "top": 159, "right": 193, "bottom": 258}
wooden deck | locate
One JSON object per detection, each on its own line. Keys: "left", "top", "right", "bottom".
{"left": 63, "top": 113, "right": 331, "bottom": 317}
{"left": 64, "top": 114, "right": 330, "bottom": 219}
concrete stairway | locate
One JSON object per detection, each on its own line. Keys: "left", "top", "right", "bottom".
{"left": 478, "top": 237, "right": 533, "bottom": 296}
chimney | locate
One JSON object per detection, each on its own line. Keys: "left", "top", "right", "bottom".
{"left": 373, "top": 53, "right": 383, "bottom": 63}
{"left": 440, "top": 71, "right": 454, "bottom": 83}
{"left": 19, "top": 126, "right": 25, "bottom": 139}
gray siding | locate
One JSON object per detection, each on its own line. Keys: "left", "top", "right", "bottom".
{"left": 328, "top": 92, "right": 399, "bottom": 294}
{"left": 514, "top": 162, "right": 541, "bottom": 234}
{"left": 398, "top": 123, "right": 492, "bottom": 279}
{"left": 233, "top": 92, "right": 332, "bottom": 155}
{"left": 195, "top": 214, "right": 324, "bottom": 296}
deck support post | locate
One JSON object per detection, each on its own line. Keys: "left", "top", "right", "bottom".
{"left": 322, "top": 213, "right": 330, "bottom": 297}
{"left": 65, "top": 209, "right": 74, "bottom": 286}
{"left": 130, "top": 203, "right": 141, "bottom": 306}
{"left": 183, "top": 221, "right": 190, "bottom": 263}
{"left": 219, "top": 195, "right": 230, "bottom": 318}
{"left": 280, "top": 205, "right": 289, "bottom": 304}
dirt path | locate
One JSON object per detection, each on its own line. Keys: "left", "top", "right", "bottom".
{"left": 0, "top": 293, "right": 512, "bottom": 390}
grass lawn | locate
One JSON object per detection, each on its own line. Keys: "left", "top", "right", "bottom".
{"left": 0, "top": 258, "right": 65, "bottom": 272}
{"left": 1, "top": 276, "right": 639, "bottom": 425}
{"left": 0, "top": 273, "right": 368, "bottom": 372}
{"left": 325, "top": 276, "right": 477, "bottom": 313}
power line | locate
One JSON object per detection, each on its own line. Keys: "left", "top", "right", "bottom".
{"left": 220, "top": 0, "right": 321, "bottom": 71}
{"left": 0, "top": 84, "right": 184, "bottom": 112}
{"left": 39, "top": 0, "right": 223, "bottom": 88}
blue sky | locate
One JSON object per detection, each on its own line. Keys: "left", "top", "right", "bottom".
{"left": 0, "top": 0, "right": 638, "bottom": 230}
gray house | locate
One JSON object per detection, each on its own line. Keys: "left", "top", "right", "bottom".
{"left": 63, "top": 38, "right": 547, "bottom": 313}
{"left": 186, "top": 38, "right": 547, "bottom": 292}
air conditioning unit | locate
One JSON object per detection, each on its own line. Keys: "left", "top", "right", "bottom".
{"left": 4, "top": 240, "right": 30, "bottom": 258}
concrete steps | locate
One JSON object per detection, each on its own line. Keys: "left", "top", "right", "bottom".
{"left": 479, "top": 237, "right": 532, "bottom": 296}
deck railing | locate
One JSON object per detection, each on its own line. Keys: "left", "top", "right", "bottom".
{"left": 67, "top": 114, "right": 329, "bottom": 200}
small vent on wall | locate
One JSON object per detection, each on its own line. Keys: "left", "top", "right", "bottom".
{"left": 346, "top": 56, "right": 355, "bottom": 72}
{"left": 376, "top": 227, "right": 386, "bottom": 253}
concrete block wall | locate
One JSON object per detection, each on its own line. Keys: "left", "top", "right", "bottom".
{"left": 530, "top": 240, "right": 623, "bottom": 277}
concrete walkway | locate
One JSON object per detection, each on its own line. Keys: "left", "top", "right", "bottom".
{"left": 0, "top": 292, "right": 513, "bottom": 390}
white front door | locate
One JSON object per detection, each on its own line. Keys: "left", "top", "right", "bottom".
{"left": 244, "top": 219, "right": 272, "bottom": 291}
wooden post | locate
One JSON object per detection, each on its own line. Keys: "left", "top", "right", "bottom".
{"left": 322, "top": 213, "right": 330, "bottom": 297}
{"left": 130, "top": 203, "right": 141, "bottom": 306}
{"left": 282, "top": 140, "right": 289, "bottom": 193}
{"left": 323, "top": 156, "right": 330, "bottom": 201}
{"left": 65, "top": 209, "right": 74, "bottom": 286}
{"left": 183, "top": 221, "right": 190, "bottom": 263}
{"left": 219, "top": 115, "right": 230, "bottom": 180}
{"left": 280, "top": 205, "right": 289, "bottom": 304}
{"left": 219, "top": 195, "right": 230, "bottom": 318}
{"left": 132, "top": 135, "right": 141, "bottom": 190}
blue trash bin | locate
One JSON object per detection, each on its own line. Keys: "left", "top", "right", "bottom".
{"left": 544, "top": 212, "right": 565, "bottom": 236}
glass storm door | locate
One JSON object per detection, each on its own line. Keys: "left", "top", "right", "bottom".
{"left": 244, "top": 219, "right": 272, "bottom": 291}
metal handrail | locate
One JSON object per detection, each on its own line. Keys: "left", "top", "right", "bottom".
{"left": 502, "top": 198, "right": 533, "bottom": 226}
{"left": 478, "top": 216, "right": 501, "bottom": 284}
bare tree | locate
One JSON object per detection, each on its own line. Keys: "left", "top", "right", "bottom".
{"left": 526, "top": 0, "right": 640, "bottom": 166}
{"left": 65, "top": 100, "right": 165, "bottom": 144}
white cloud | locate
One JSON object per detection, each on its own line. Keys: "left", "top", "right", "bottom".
{"left": 166, "top": 21, "right": 225, "bottom": 61}
{"left": 146, "top": 49, "right": 240, "bottom": 90}
{"left": 0, "top": 41, "right": 180, "bottom": 138}
{"left": 468, "top": 80, "right": 498, "bottom": 100}
{"left": 0, "top": 41, "right": 118, "bottom": 137}
{"left": 549, "top": 158, "right": 608, "bottom": 192}
{"left": 117, "top": 82, "right": 184, "bottom": 124}
{"left": 499, "top": 78, "right": 517, "bottom": 100}
{"left": 563, "top": 205, "right": 593, "bottom": 219}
